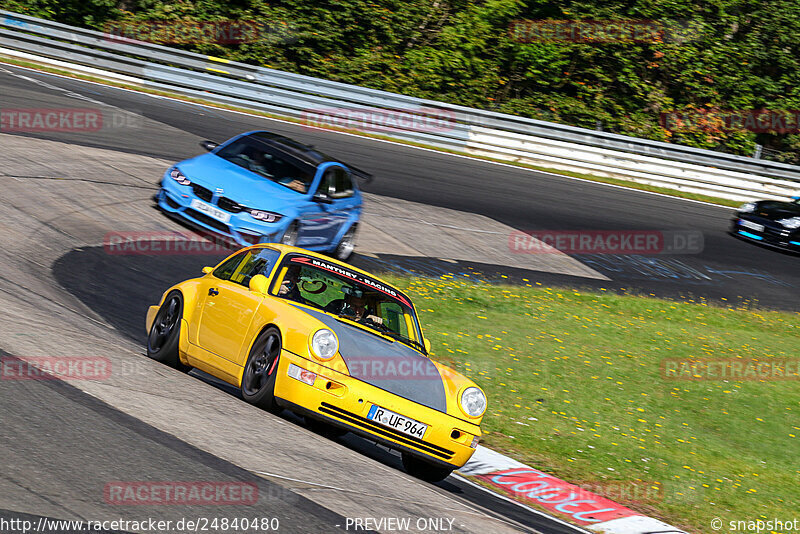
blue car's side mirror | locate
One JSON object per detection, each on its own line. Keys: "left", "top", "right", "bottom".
{"left": 313, "top": 192, "right": 333, "bottom": 204}
{"left": 200, "top": 140, "right": 218, "bottom": 151}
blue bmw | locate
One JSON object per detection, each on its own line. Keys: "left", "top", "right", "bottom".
{"left": 156, "top": 130, "right": 370, "bottom": 260}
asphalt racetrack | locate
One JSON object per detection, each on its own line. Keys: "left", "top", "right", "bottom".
{"left": 0, "top": 63, "right": 797, "bottom": 310}
{"left": 0, "top": 61, "right": 797, "bottom": 534}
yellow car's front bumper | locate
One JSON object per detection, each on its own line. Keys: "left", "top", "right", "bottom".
{"left": 273, "top": 350, "right": 481, "bottom": 469}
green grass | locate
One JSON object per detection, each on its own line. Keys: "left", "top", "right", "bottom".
{"left": 0, "top": 54, "right": 743, "bottom": 209}
{"left": 381, "top": 274, "right": 798, "bottom": 533}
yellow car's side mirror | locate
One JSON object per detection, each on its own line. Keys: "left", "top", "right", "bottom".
{"left": 202, "top": 266, "right": 213, "bottom": 275}
{"left": 423, "top": 337, "right": 432, "bottom": 353}
{"left": 249, "top": 274, "right": 269, "bottom": 294}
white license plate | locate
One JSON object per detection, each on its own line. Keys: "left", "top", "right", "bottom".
{"left": 367, "top": 404, "right": 427, "bottom": 439}
{"left": 190, "top": 198, "right": 231, "bottom": 223}
{"left": 739, "top": 219, "right": 764, "bottom": 232}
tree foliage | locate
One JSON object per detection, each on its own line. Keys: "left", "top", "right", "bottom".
{"left": 7, "top": 0, "right": 800, "bottom": 161}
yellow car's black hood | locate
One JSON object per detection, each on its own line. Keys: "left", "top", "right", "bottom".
{"left": 300, "top": 307, "right": 447, "bottom": 413}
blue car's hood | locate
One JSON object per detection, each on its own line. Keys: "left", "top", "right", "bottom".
{"left": 178, "top": 154, "right": 306, "bottom": 210}
{"left": 298, "top": 307, "right": 447, "bottom": 413}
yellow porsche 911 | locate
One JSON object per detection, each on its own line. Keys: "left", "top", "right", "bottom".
{"left": 145, "top": 244, "right": 486, "bottom": 481}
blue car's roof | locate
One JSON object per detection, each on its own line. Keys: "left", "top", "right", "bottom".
{"left": 246, "top": 131, "right": 373, "bottom": 182}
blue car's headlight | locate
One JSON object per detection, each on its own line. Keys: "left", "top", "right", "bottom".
{"left": 249, "top": 210, "right": 283, "bottom": 223}
{"left": 169, "top": 167, "right": 191, "bottom": 186}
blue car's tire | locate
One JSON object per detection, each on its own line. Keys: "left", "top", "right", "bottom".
{"left": 332, "top": 224, "right": 357, "bottom": 262}
{"left": 280, "top": 221, "right": 299, "bottom": 247}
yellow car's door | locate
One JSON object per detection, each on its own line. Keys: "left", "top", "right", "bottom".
{"left": 195, "top": 247, "right": 282, "bottom": 370}
{"left": 197, "top": 279, "right": 262, "bottom": 362}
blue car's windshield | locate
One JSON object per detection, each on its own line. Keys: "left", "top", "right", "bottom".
{"left": 216, "top": 138, "right": 314, "bottom": 193}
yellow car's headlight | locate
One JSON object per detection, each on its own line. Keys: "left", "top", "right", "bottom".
{"left": 459, "top": 387, "right": 487, "bottom": 418}
{"left": 310, "top": 329, "right": 338, "bottom": 360}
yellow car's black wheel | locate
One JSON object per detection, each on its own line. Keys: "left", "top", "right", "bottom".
{"left": 242, "top": 327, "right": 282, "bottom": 413}
{"left": 401, "top": 453, "right": 453, "bottom": 483}
{"left": 147, "top": 291, "right": 187, "bottom": 370}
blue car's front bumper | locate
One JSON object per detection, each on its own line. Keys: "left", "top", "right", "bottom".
{"left": 157, "top": 174, "right": 289, "bottom": 247}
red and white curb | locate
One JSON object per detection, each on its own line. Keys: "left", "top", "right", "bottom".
{"left": 458, "top": 446, "right": 688, "bottom": 534}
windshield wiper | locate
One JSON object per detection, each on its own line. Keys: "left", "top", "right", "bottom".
{"left": 335, "top": 314, "right": 396, "bottom": 342}
{"left": 332, "top": 314, "right": 425, "bottom": 353}
{"left": 379, "top": 330, "right": 428, "bottom": 354}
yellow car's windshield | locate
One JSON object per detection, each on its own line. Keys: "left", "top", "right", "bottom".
{"left": 271, "top": 254, "right": 425, "bottom": 352}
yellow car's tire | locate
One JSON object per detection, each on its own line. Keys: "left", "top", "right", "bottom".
{"left": 401, "top": 453, "right": 453, "bottom": 483}
{"left": 241, "top": 327, "right": 282, "bottom": 413}
{"left": 146, "top": 291, "right": 189, "bottom": 371}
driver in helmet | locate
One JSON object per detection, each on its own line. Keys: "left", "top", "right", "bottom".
{"left": 277, "top": 266, "right": 304, "bottom": 302}
{"left": 325, "top": 287, "right": 383, "bottom": 325}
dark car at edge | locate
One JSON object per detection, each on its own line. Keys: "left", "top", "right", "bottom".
{"left": 731, "top": 196, "right": 800, "bottom": 253}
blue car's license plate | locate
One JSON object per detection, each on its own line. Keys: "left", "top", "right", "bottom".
{"left": 367, "top": 404, "right": 427, "bottom": 439}
{"left": 190, "top": 198, "right": 231, "bottom": 223}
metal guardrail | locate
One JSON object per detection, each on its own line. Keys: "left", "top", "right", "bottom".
{"left": 1, "top": 9, "right": 799, "bottom": 199}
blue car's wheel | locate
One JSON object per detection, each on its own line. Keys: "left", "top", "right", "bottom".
{"left": 280, "top": 221, "right": 299, "bottom": 247}
{"left": 332, "top": 225, "right": 357, "bottom": 262}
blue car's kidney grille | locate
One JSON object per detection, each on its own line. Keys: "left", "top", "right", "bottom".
{"left": 191, "top": 184, "right": 213, "bottom": 202}
{"left": 218, "top": 197, "right": 245, "bottom": 213}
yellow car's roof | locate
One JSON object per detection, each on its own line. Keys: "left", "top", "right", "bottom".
{"left": 243, "top": 243, "right": 403, "bottom": 299}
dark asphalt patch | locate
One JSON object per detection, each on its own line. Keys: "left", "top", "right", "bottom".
{"left": 50, "top": 247, "right": 579, "bottom": 534}
{"left": 51, "top": 245, "right": 796, "bottom": 355}
{"left": 352, "top": 254, "right": 797, "bottom": 312}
